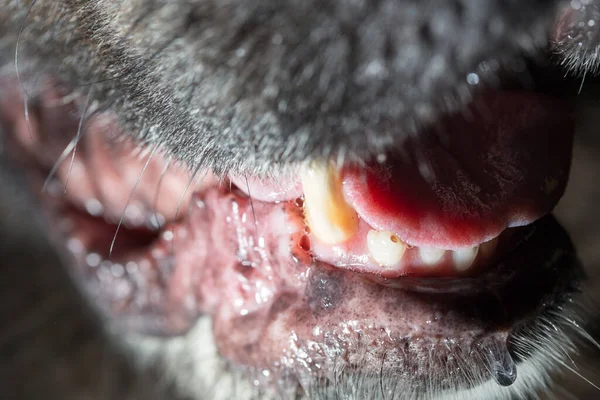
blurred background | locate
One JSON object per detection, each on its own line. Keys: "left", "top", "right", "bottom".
{"left": 552, "top": 78, "right": 600, "bottom": 399}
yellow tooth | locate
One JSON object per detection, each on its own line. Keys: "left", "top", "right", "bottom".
{"left": 451, "top": 246, "right": 480, "bottom": 272}
{"left": 367, "top": 229, "right": 407, "bottom": 267}
{"left": 300, "top": 162, "right": 359, "bottom": 244}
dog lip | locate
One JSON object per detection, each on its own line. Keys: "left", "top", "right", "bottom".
{"left": 342, "top": 91, "right": 574, "bottom": 249}
{"left": 210, "top": 211, "right": 582, "bottom": 387}
{"left": 227, "top": 90, "right": 574, "bottom": 279}
{"left": 231, "top": 90, "right": 574, "bottom": 253}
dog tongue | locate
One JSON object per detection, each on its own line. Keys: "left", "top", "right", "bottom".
{"left": 342, "top": 92, "right": 574, "bottom": 249}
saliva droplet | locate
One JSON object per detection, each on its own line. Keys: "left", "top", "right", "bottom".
{"left": 478, "top": 337, "right": 517, "bottom": 387}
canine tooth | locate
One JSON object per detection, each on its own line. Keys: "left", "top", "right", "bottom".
{"left": 419, "top": 247, "right": 445, "bottom": 265}
{"left": 452, "top": 246, "right": 480, "bottom": 272}
{"left": 300, "top": 162, "right": 358, "bottom": 244}
{"left": 367, "top": 229, "right": 407, "bottom": 267}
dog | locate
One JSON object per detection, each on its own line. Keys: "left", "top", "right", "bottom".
{"left": 1, "top": 0, "right": 600, "bottom": 399}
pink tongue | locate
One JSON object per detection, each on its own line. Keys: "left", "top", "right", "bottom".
{"left": 342, "top": 92, "right": 574, "bottom": 249}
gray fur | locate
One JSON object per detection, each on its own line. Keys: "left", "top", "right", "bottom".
{"left": 2, "top": 0, "right": 561, "bottom": 175}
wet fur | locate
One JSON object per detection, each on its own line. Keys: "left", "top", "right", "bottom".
{"left": 1, "top": 0, "right": 600, "bottom": 399}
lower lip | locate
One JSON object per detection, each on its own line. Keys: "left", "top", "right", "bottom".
{"left": 50, "top": 180, "right": 581, "bottom": 387}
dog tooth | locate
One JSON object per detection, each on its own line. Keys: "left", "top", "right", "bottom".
{"left": 300, "top": 162, "right": 358, "bottom": 244}
{"left": 367, "top": 229, "right": 407, "bottom": 267}
{"left": 452, "top": 246, "right": 480, "bottom": 272}
{"left": 418, "top": 246, "right": 445, "bottom": 265}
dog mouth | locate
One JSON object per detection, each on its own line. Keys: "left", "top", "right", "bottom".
{"left": 0, "top": 71, "right": 583, "bottom": 393}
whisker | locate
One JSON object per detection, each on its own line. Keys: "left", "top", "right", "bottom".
{"left": 14, "top": 0, "right": 39, "bottom": 141}
{"left": 64, "top": 84, "right": 95, "bottom": 192}
{"left": 552, "top": 354, "right": 600, "bottom": 392}
{"left": 42, "top": 92, "right": 105, "bottom": 193}
{"left": 379, "top": 351, "right": 387, "bottom": 400}
{"left": 185, "top": 176, "right": 199, "bottom": 228}
{"left": 42, "top": 134, "right": 81, "bottom": 193}
{"left": 579, "top": 68, "right": 587, "bottom": 95}
{"left": 152, "top": 156, "right": 172, "bottom": 229}
{"left": 109, "top": 146, "right": 158, "bottom": 257}
{"left": 556, "top": 312, "right": 600, "bottom": 353}
{"left": 169, "top": 166, "right": 206, "bottom": 255}
{"left": 173, "top": 167, "right": 204, "bottom": 225}
{"left": 245, "top": 175, "right": 259, "bottom": 239}
{"left": 575, "top": 327, "right": 600, "bottom": 353}
{"left": 19, "top": 13, "right": 68, "bottom": 103}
